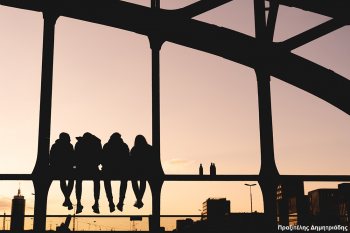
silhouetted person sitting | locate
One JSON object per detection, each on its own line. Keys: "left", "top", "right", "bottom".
{"left": 75, "top": 132, "right": 102, "bottom": 214}
{"left": 49, "top": 132, "right": 75, "bottom": 210}
{"left": 102, "top": 132, "right": 130, "bottom": 212}
{"left": 131, "top": 135, "right": 156, "bottom": 209}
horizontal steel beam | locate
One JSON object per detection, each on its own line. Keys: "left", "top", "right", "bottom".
{"left": 4, "top": 214, "right": 205, "bottom": 218}
{"left": 0, "top": 174, "right": 349, "bottom": 181}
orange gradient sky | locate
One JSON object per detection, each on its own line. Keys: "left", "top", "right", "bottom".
{"left": 0, "top": 0, "right": 349, "bottom": 230}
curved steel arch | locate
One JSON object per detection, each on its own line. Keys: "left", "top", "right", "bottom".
{"left": 1, "top": 0, "right": 350, "bottom": 115}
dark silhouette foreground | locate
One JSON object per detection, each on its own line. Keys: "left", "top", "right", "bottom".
{"left": 49, "top": 132, "right": 75, "bottom": 210}
{"left": 50, "top": 132, "right": 161, "bottom": 214}
{"left": 102, "top": 132, "right": 130, "bottom": 212}
{"left": 75, "top": 132, "right": 102, "bottom": 214}
{"left": 131, "top": 135, "right": 158, "bottom": 209}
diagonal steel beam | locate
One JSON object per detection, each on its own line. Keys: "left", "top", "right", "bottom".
{"left": 1, "top": 0, "right": 349, "bottom": 115}
{"left": 268, "top": 0, "right": 350, "bottom": 24}
{"left": 173, "top": 0, "right": 232, "bottom": 18}
{"left": 279, "top": 19, "right": 345, "bottom": 50}
{"left": 174, "top": 0, "right": 232, "bottom": 18}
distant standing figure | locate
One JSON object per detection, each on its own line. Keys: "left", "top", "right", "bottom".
{"left": 102, "top": 133, "right": 130, "bottom": 212}
{"left": 49, "top": 132, "right": 75, "bottom": 210}
{"left": 75, "top": 132, "right": 102, "bottom": 214}
{"left": 131, "top": 135, "right": 156, "bottom": 209}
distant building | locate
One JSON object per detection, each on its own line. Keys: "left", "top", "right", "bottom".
{"left": 308, "top": 189, "right": 339, "bottom": 225}
{"left": 10, "top": 188, "right": 25, "bottom": 231}
{"left": 177, "top": 212, "right": 264, "bottom": 232}
{"left": 338, "top": 183, "right": 350, "bottom": 226}
{"left": 202, "top": 198, "right": 230, "bottom": 221}
{"left": 176, "top": 218, "right": 194, "bottom": 231}
{"left": 176, "top": 198, "right": 263, "bottom": 232}
{"left": 276, "top": 181, "right": 309, "bottom": 225}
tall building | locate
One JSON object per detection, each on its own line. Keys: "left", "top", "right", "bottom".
{"left": 276, "top": 181, "right": 309, "bottom": 225}
{"left": 202, "top": 198, "right": 230, "bottom": 221}
{"left": 10, "top": 188, "right": 25, "bottom": 231}
{"left": 338, "top": 183, "right": 350, "bottom": 226}
{"left": 308, "top": 189, "right": 339, "bottom": 225}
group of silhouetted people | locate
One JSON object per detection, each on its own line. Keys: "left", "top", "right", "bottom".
{"left": 49, "top": 132, "right": 160, "bottom": 214}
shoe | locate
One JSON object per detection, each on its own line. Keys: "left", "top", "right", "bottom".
{"left": 109, "top": 202, "right": 116, "bottom": 213}
{"left": 116, "top": 202, "right": 123, "bottom": 212}
{"left": 67, "top": 204, "right": 73, "bottom": 210}
{"left": 92, "top": 203, "right": 100, "bottom": 214}
{"left": 67, "top": 199, "right": 73, "bottom": 210}
{"left": 62, "top": 199, "right": 69, "bottom": 207}
{"left": 76, "top": 204, "right": 83, "bottom": 214}
{"left": 134, "top": 200, "right": 144, "bottom": 209}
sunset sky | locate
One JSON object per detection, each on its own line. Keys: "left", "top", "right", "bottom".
{"left": 0, "top": 0, "right": 349, "bottom": 230}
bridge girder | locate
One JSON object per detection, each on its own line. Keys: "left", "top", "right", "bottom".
{"left": 1, "top": 0, "right": 349, "bottom": 115}
{"left": 270, "top": 0, "right": 350, "bottom": 24}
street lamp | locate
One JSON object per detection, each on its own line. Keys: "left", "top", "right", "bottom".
{"left": 244, "top": 183, "right": 256, "bottom": 213}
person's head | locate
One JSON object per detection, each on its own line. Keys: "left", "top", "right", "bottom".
{"left": 109, "top": 132, "right": 122, "bottom": 143}
{"left": 83, "top": 132, "right": 93, "bottom": 138}
{"left": 59, "top": 132, "right": 70, "bottom": 142}
{"left": 134, "top": 135, "right": 148, "bottom": 147}
{"left": 109, "top": 132, "right": 122, "bottom": 140}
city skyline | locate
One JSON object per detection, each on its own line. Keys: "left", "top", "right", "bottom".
{"left": 2, "top": 182, "right": 350, "bottom": 231}
{"left": 0, "top": 0, "right": 349, "bottom": 231}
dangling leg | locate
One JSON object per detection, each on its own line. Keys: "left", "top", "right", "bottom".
{"left": 61, "top": 179, "right": 74, "bottom": 210}
{"left": 75, "top": 179, "right": 83, "bottom": 214}
{"left": 117, "top": 179, "right": 127, "bottom": 212}
{"left": 66, "top": 179, "right": 74, "bottom": 210}
{"left": 132, "top": 180, "right": 140, "bottom": 199}
{"left": 104, "top": 179, "right": 115, "bottom": 212}
{"left": 132, "top": 180, "right": 141, "bottom": 208}
{"left": 139, "top": 179, "right": 146, "bottom": 200}
{"left": 92, "top": 179, "right": 100, "bottom": 214}
{"left": 136, "top": 179, "right": 146, "bottom": 209}
{"left": 60, "top": 179, "right": 69, "bottom": 207}
{"left": 132, "top": 179, "right": 146, "bottom": 209}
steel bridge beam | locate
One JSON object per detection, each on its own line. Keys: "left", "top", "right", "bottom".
{"left": 149, "top": 2, "right": 163, "bottom": 231}
{"left": 0, "top": 0, "right": 349, "bottom": 115}
{"left": 266, "top": 0, "right": 279, "bottom": 41}
{"left": 174, "top": 0, "right": 232, "bottom": 18}
{"left": 254, "top": 1, "right": 279, "bottom": 231}
{"left": 280, "top": 19, "right": 346, "bottom": 50}
{"left": 2, "top": 174, "right": 350, "bottom": 182}
{"left": 31, "top": 8, "right": 58, "bottom": 232}
{"left": 269, "top": 0, "right": 350, "bottom": 24}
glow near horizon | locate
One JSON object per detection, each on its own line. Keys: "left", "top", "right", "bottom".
{"left": 0, "top": 0, "right": 350, "bottom": 230}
